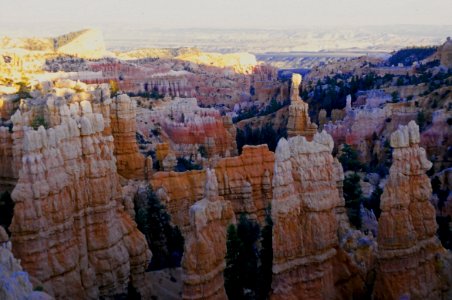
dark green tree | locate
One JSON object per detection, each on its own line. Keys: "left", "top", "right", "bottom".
{"left": 225, "top": 224, "right": 242, "bottom": 300}
{"left": 224, "top": 215, "right": 261, "bottom": 299}
{"left": 417, "top": 111, "right": 426, "bottom": 131}
{"left": 343, "top": 173, "right": 364, "bottom": 229}
{"left": 256, "top": 207, "right": 273, "bottom": 300}
{"left": 0, "top": 191, "right": 14, "bottom": 235}
{"left": 365, "top": 186, "right": 383, "bottom": 219}
{"left": 134, "top": 186, "right": 184, "bottom": 270}
{"left": 339, "top": 144, "right": 363, "bottom": 172}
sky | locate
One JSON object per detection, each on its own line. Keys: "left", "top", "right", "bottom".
{"left": 1, "top": 0, "right": 452, "bottom": 32}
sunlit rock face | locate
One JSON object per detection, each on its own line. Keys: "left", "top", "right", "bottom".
{"left": 374, "top": 121, "right": 451, "bottom": 299}
{"left": 110, "top": 94, "right": 146, "bottom": 179}
{"left": 181, "top": 169, "right": 235, "bottom": 300}
{"left": 270, "top": 132, "right": 340, "bottom": 299}
{"left": 6, "top": 81, "right": 151, "bottom": 299}
{"left": 176, "top": 51, "right": 257, "bottom": 74}
{"left": 55, "top": 29, "right": 108, "bottom": 59}
{"left": 287, "top": 74, "right": 317, "bottom": 140}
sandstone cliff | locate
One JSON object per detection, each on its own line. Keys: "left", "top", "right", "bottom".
{"left": 287, "top": 74, "right": 317, "bottom": 140}
{"left": 150, "top": 145, "right": 275, "bottom": 232}
{"left": 374, "top": 121, "right": 451, "bottom": 299}
{"left": 181, "top": 169, "right": 235, "bottom": 300}
{"left": 7, "top": 82, "right": 151, "bottom": 299}
{"left": 215, "top": 145, "right": 274, "bottom": 223}
{"left": 151, "top": 170, "right": 206, "bottom": 233}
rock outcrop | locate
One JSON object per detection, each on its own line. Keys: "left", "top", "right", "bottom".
{"left": 271, "top": 131, "right": 340, "bottom": 299}
{"left": 110, "top": 94, "right": 147, "bottom": 179}
{"left": 150, "top": 145, "right": 274, "bottom": 232}
{"left": 374, "top": 121, "right": 450, "bottom": 299}
{"left": 7, "top": 82, "right": 151, "bottom": 299}
{"left": 181, "top": 169, "right": 235, "bottom": 300}
{"left": 287, "top": 74, "right": 317, "bottom": 140}
{"left": 151, "top": 170, "right": 206, "bottom": 233}
{"left": 215, "top": 145, "right": 274, "bottom": 223}
{"left": 137, "top": 98, "right": 237, "bottom": 159}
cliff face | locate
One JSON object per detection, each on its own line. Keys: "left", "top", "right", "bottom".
{"left": 150, "top": 145, "right": 275, "bottom": 232}
{"left": 271, "top": 132, "right": 340, "bottom": 299}
{"left": 7, "top": 82, "right": 151, "bottom": 299}
{"left": 181, "top": 169, "right": 235, "bottom": 300}
{"left": 374, "top": 121, "right": 449, "bottom": 299}
{"left": 151, "top": 170, "right": 206, "bottom": 233}
{"left": 215, "top": 145, "right": 274, "bottom": 223}
{"left": 286, "top": 74, "right": 317, "bottom": 140}
{"left": 110, "top": 94, "right": 146, "bottom": 179}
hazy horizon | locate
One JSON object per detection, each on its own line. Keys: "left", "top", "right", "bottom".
{"left": 1, "top": 0, "right": 451, "bottom": 35}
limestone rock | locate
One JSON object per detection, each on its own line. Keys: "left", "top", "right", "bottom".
{"left": 287, "top": 74, "right": 317, "bottom": 139}
{"left": 8, "top": 82, "right": 151, "bottom": 299}
{"left": 373, "top": 121, "right": 449, "bottom": 299}
{"left": 181, "top": 169, "right": 235, "bottom": 300}
{"left": 138, "top": 98, "right": 237, "bottom": 159}
{"left": 271, "top": 132, "right": 341, "bottom": 299}
{"left": 110, "top": 94, "right": 146, "bottom": 179}
{"left": 215, "top": 144, "right": 274, "bottom": 223}
{"left": 150, "top": 145, "right": 274, "bottom": 232}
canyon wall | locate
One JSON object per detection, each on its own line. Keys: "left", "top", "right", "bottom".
{"left": 215, "top": 145, "right": 274, "bottom": 223}
{"left": 6, "top": 82, "right": 151, "bottom": 299}
{"left": 150, "top": 145, "right": 275, "bottom": 232}
{"left": 374, "top": 121, "right": 451, "bottom": 299}
{"left": 181, "top": 169, "right": 235, "bottom": 300}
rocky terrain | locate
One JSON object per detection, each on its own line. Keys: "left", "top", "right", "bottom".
{"left": 374, "top": 121, "right": 451, "bottom": 299}
{"left": 0, "top": 29, "right": 450, "bottom": 299}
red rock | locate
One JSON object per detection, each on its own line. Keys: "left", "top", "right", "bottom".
{"left": 8, "top": 82, "right": 151, "bottom": 299}
{"left": 181, "top": 169, "right": 235, "bottom": 300}
{"left": 110, "top": 94, "right": 146, "bottom": 179}
{"left": 374, "top": 121, "right": 449, "bottom": 299}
